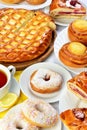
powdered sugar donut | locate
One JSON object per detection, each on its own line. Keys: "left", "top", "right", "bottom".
{"left": 30, "top": 68, "right": 62, "bottom": 97}
{"left": 22, "top": 98, "right": 58, "bottom": 128}
{"left": 0, "top": 104, "right": 39, "bottom": 130}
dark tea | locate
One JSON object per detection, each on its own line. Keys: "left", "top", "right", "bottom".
{"left": 0, "top": 70, "right": 7, "bottom": 88}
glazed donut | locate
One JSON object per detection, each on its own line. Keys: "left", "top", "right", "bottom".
{"left": 0, "top": 104, "right": 39, "bottom": 130}
{"left": 22, "top": 98, "right": 58, "bottom": 128}
{"left": 30, "top": 68, "right": 62, "bottom": 94}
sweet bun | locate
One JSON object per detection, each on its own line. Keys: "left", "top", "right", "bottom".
{"left": 30, "top": 68, "right": 62, "bottom": 98}
{"left": 67, "top": 71, "right": 87, "bottom": 101}
{"left": 1, "top": 0, "right": 23, "bottom": 3}
{"left": 68, "top": 19, "right": 87, "bottom": 46}
{"left": 60, "top": 108, "right": 87, "bottom": 130}
{"left": 50, "top": 0, "right": 86, "bottom": 24}
{"left": 26, "top": 0, "right": 46, "bottom": 5}
{"left": 59, "top": 42, "right": 87, "bottom": 68}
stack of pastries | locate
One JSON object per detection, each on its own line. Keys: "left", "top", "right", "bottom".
{"left": 60, "top": 71, "right": 87, "bottom": 130}
{"left": 59, "top": 19, "right": 87, "bottom": 68}
{"left": 0, "top": 8, "right": 56, "bottom": 63}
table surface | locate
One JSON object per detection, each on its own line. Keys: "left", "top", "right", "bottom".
{"left": 0, "top": 3, "right": 86, "bottom": 130}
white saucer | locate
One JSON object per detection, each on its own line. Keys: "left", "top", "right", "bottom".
{"left": 0, "top": 77, "right": 20, "bottom": 112}
{"left": 19, "top": 62, "right": 72, "bottom": 103}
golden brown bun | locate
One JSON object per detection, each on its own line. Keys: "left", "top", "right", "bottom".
{"left": 1, "top": 0, "right": 23, "bottom": 3}
{"left": 26, "top": 0, "right": 46, "bottom": 5}
{"left": 59, "top": 42, "right": 87, "bottom": 68}
{"left": 0, "top": 8, "right": 56, "bottom": 63}
{"left": 68, "top": 19, "right": 87, "bottom": 46}
{"left": 67, "top": 71, "right": 87, "bottom": 101}
{"left": 60, "top": 108, "right": 87, "bottom": 130}
{"left": 49, "top": 0, "right": 86, "bottom": 23}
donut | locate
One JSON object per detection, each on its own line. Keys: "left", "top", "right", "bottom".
{"left": 30, "top": 68, "right": 62, "bottom": 95}
{"left": 22, "top": 98, "right": 58, "bottom": 128}
{"left": 0, "top": 104, "right": 39, "bottom": 130}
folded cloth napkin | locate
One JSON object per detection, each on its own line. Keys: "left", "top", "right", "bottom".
{"left": 0, "top": 71, "right": 28, "bottom": 118}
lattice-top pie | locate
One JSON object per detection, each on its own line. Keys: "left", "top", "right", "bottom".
{"left": 0, "top": 8, "right": 56, "bottom": 62}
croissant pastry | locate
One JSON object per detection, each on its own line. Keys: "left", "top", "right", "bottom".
{"left": 67, "top": 71, "right": 87, "bottom": 101}
{"left": 60, "top": 108, "right": 87, "bottom": 130}
{"left": 68, "top": 19, "right": 87, "bottom": 46}
{"left": 59, "top": 42, "right": 87, "bottom": 68}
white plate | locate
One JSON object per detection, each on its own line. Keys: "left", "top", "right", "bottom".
{"left": 42, "top": 116, "right": 62, "bottom": 130}
{"left": 0, "top": 0, "right": 52, "bottom": 10}
{"left": 0, "top": 77, "right": 20, "bottom": 112}
{"left": 59, "top": 87, "right": 87, "bottom": 130}
{"left": 19, "top": 62, "right": 72, "bottom": 103}
{"left": 54, "top": 27, "right": 87, "bottom": 74}
{"left": 43, "top": 6, "right": 69, "bottom": 26}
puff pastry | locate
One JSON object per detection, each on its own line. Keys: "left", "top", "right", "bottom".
{"left": 49, "top": 0, "right": 86, "bottom": 24}
{"left": 0, "top": 8, "right": 56, "bottom": 63}
{"left": 60, "top": 108, "right": 87, "bottom": 130}
{"left": 67, "top": 71, "right": 87, "bottom": 101}
{"left": 59, "top": 42, "right": 87, "bottom": 68}
{"left": 68, "top": 19, "right": 87, "bottom": 46}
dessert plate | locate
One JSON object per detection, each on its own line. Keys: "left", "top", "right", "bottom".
{"left": 42, "top": 116, "right": 62, "bottom": 130}
{"left": 19, "top": 62, "right": 72, "bottom": 103}
{"left": 0, "top": 77, "right": 20, "bottom": 112}
{"left": 43, "top": 6, "right": 70, "bottom": 26}
{"left": 59, "top": 87, "right": 87, "bottom": 130}
{"left": 0, "top": 0, "right": 52, "bottom": 10}
{"left": 54, "top": 27, "right": 87, "bottom": 74}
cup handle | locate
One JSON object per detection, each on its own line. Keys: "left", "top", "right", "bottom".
{"left": 8, "top": 65, "right": 16, "bottom": 76}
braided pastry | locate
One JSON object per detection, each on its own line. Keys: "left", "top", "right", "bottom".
{"left": 60, "top": 108, "right": 87, "bottom": 130}
{"left": 67, "top": 71, "right": 87, "bottom": 101}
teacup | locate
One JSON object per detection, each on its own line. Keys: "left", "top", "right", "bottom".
{"left": 0, "top": 64, "right": 16, "bottom": 99}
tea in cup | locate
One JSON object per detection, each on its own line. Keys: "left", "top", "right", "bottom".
{"left": 0, "top": 64, "right": 16, "bottom": 99}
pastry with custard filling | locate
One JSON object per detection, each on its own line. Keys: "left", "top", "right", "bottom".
{"left": 59, "top": 42, "right": 87, "bottom": 68}
{"left": 68, "top": 19, "right": 87, "bottom": 46}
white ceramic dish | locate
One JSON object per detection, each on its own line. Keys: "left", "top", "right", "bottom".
{"left": 42, "top": 115, "right": 61, "bottom": 130}
{"left": 19, "top": 62, "right": 72, "bottom": 103}
{"left": 43, "top": 6, "right": 69, "bottom": 26}
{"left": 0, "top": 0, "right": 52, "bottom": 10}
{"left": 59, "top": 87, "right": 87, "bottom": 130}
{"left": 0, "top": 77, "right": 20, "bottom": 112}
{"left": 54, "top": 27, "right": 87, "bottom": 74}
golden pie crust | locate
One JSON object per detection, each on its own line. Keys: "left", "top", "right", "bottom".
{"left": 0, "top": 8, "right": 56, "bottom": 63}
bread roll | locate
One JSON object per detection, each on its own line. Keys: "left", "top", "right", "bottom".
{"left": 68, "top": 19, "right": 87, "bottom": 46}
{"left": 26, "top": 0, "right": 46, "bottom": 5}
{"left": 59, "top": 42, "right": 87, "bottom": 68}
{"left": 60, "top": 108, "right": 87, "bottom": 130}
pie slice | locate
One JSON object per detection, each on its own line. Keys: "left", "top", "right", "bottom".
{"left": 0, "top": 8, "right": 56, "bottom": 63}
{"left": 60, "top": 108, "right": 87, "bottom": 130}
